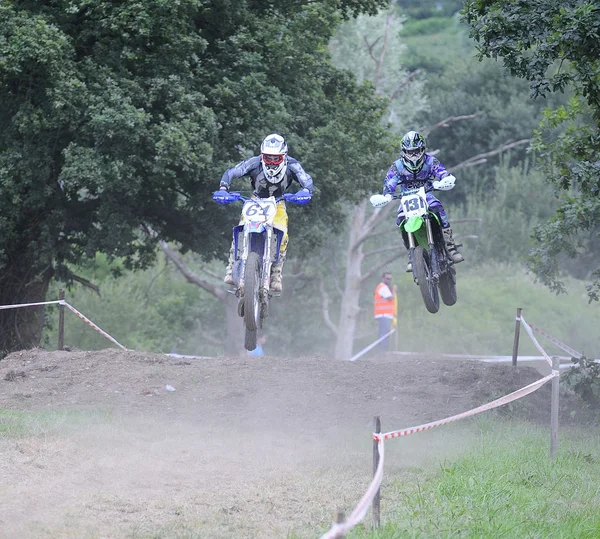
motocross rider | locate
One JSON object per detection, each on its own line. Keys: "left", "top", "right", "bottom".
{"left": 218, "top": 133, "right": 314, "bottom": 292}
{"left": 381, "top": 130, "right": 464, "bottom": 272}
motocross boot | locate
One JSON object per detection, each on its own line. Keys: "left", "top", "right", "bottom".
{"left": 270, "top": 250, "right": 286, "bottom": 293}
{"left": 442, "top": 227, "right": 464, "bottom": 264}
{"left": 223, "top": 242, "right": 235, "bottom": 286}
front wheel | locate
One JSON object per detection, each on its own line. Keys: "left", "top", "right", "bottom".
{"left": 413, "top": 246, "right": 439, "bottom": 314}
{"left": 243, "top": 252, "right": 261, "bottom": 332}
{"left": 245, "top": 327, "right": 257, "bottom": 351}
{"left": 439, "top": 267, "right": 457, "bottom": 306}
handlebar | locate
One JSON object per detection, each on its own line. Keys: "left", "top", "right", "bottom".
{"left": 212, "top": 190, "right": 311, "bottom": 206}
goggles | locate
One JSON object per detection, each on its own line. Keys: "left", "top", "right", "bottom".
{"left": 262, "top": 154, "right": 285, "bottom": 166}
{"left": 404, "top": 148, "right": 424, "bottom": 157}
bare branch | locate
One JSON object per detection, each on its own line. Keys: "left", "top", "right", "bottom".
{"left": 363, "top": 35, "right": 381, "bottom": 64}
{"left": 319, "top": 278, "right": 338, "bottom": 335}
{"left": 159, "top": 241, "right": 227, "bottom": 301}
{"left": 361, "top": 251, "right": 404, "bottom": 283}
{"left": 420, "top": 113, "right": 483, "bottom": 137}
{"left": 373, "top": 7, "right": 394, "bottom": 90}
{"left": 355, "top": 203, "right": 396, "bottom": 248}
{"left": 71, "top": 274, "right": 100, "bottom": 296}
{"left": 448, "top": 139, "right": 531, "bottom": 173}
{"left": 389, "top": 69, "right": 422, "bottom": 101}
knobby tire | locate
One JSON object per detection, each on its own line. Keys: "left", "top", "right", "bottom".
{"left": 243, "top": 252, "right": 261, "bottom": 332}
{"left": 413, "top": 246, "right": 439, "bottom": 314}
{"left": 439, "top": 266, "right": 457, "bottom": 306}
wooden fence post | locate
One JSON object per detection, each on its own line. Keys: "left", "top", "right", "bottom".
{"left": 550, "top": 356, "right": 560, "bottom": 460}
{"left": 334, "top": 511, "right": 345, "bottom": 538}
{"left": 58, "top": 289, "right": 65, "bottom": 351}
{"left": 373, "top": 415, "right": 381, "bottom": 529}
{"left": 511, "top": 307, "right": 522, "bottom": 367}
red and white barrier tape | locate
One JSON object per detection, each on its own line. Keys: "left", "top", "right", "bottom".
{"left": 518, "top": 316, "right": 554, "bottom": 368}
{"left": 525, "top": 320, "right": 583, "bottom": 359}
{"left": 377, "top": 372, "right": 556, "bottom": 441}
{"left": 63, "top": 302, "right": 128, "bottom": 351}
{"left": 0, "top": 300, "right": 63, "bottom": 311}
{"left": 320, "top": 437, "right": 385, "bottom": 539}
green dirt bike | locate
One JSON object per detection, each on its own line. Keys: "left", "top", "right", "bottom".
{"left": 370, "top": 185, "right": 457, "bottom": 314}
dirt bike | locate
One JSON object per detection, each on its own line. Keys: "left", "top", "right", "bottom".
{"left": 213, "top": 190, "right": 311, "bottom": 350}
{"left": 370, "top": 184, "right": 457, "bottom": 314}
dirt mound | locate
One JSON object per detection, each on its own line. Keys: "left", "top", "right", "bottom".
{"left": 0, "top": 348, "right": 587, "bottom": 538}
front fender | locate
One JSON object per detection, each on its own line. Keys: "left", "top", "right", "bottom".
{"left": 403, "top": 216, "right": 424, "bottom": 234}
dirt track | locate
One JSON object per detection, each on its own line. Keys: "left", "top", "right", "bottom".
{"left": 0, "top": 348, "right": 571, "bottom": 538}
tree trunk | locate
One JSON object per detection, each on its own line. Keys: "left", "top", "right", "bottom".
{"left": 0, "top": 263, "right": 53, "bottom": 358}
{"left": 334, "top": 201, "right": 368, "bottom": 360}
{"left": 224, "top": 293, "right": 245, "bottom": 356}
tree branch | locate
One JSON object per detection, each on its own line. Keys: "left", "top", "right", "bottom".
{"left": 389, "top": 69, "right": 422, "bottom": 101}
{"left": 71, "top": 274, "right": 100, "bottom": 296}
{"left": 354, "top": 203, "right": 396, "bottom": 250}
{"left": 363, "top": 35, "right": 382, "bottom": 64}
{"left": 361, "top": 251, "right": 404, "bottom": 283}
{"left": 159, "top": 241, "right": 227, "bottom": 301}
{"left": 448, "top": 139, "right": 531, "bottom": 173}
{"left": 319, "top": 277, "right": 338, "bottom": 336}
{"left": 420, "top": 113, "right": 483, "bottom": 137}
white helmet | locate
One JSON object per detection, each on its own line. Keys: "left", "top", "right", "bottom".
{"left": 260, "top": 133, "right": 288, "bottom": 183}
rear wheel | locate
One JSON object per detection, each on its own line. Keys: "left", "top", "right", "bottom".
{"left": 243, "top": 252, "right": 261, "bottom": 332}
{"left": 439, "top": 267, "right": 457, "bottom": 306}
{"left": 413, "top": 246, "right": 439, "bottom": 314}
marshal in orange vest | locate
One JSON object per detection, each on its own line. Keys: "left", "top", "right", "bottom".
{"left": 373, "top": 282, "right": 395, "bottom": 318}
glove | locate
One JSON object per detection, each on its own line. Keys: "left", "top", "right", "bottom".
{"left": 284, "top": 189, "right": 312, "bottom": 204}
{"left": 370, "top": 193, "right": 392, "bottom": 207}
{"left": 212, "top": 190, "right": 238, "bottom": 204}
{"left": 432, "top": 175, "right": 456, "bottom": 191}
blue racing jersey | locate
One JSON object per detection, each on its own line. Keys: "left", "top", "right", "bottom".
{"left": 220, "top": 156, "right": 314, "bottom": 199}
{"left": 382, "top": 154, "right": 450, "bottom": 196}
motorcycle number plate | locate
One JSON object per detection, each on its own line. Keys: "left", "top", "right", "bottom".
{"left": 401, "top": 193, "right": 427, "bottom": 218}
{"left": 242, "top": 199, "right": 276, "bottom": 224}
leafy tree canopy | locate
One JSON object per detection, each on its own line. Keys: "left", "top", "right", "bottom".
{"left": 0, "top": 0, "right": 392, "bottom": 352}
{"left": 462, "top": 0, "right": 600, "bottom": 301}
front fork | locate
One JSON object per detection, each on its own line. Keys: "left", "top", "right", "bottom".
{"left": 236, "top": 228, "right": 272, "bottom": 306}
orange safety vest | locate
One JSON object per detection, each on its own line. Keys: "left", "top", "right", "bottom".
{"left": 374, "top": 283, "right": 396, "bottom": 317}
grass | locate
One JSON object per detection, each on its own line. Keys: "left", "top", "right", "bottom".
{"left": 341, "top": 419, "right": 600, "bottom": 538}
{"left": 0, "top": 408, "right": 113, "bottom": 438}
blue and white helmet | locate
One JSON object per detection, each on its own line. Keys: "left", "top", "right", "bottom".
{"left": 401, "top": 130, "right": 426, "bottom": 173}
{"left": 260, "top": 133, "right": 288, "bottom": 183}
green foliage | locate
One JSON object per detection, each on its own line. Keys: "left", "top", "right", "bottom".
{"left": 0, "top": 0, "right": 395, "bottom": 352}
{"left": 563, "top": 356, "right": 600, "bottom": 411}
{"left": 349, "top": 421, "right": 600, "bottom": 538}
{"left": 397, "top": 0, "right": 463, "bottom": 19}
{"left": 456, "top": 163, "right": 558, "bottom": 265}
{"left": 329, "top": 6, "right": 428, "bottom": 132}
{"left": 355, "top": 262, "right": 600, "bottom": 358}
{"left": 529, "top": 98, "right": 600, "bottom": 297}
{"left": 44, "top": 255, "right": 224, "bottom": 356}
{"left": 462, "top": 0, "right": 600, "bottom": 301}
{"left": 400, "top": 16, "right": 454, "bottom": 36}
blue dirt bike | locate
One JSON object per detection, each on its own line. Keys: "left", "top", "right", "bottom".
{"left": 213, "top": 190, "right": 311, "bottom": 350}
